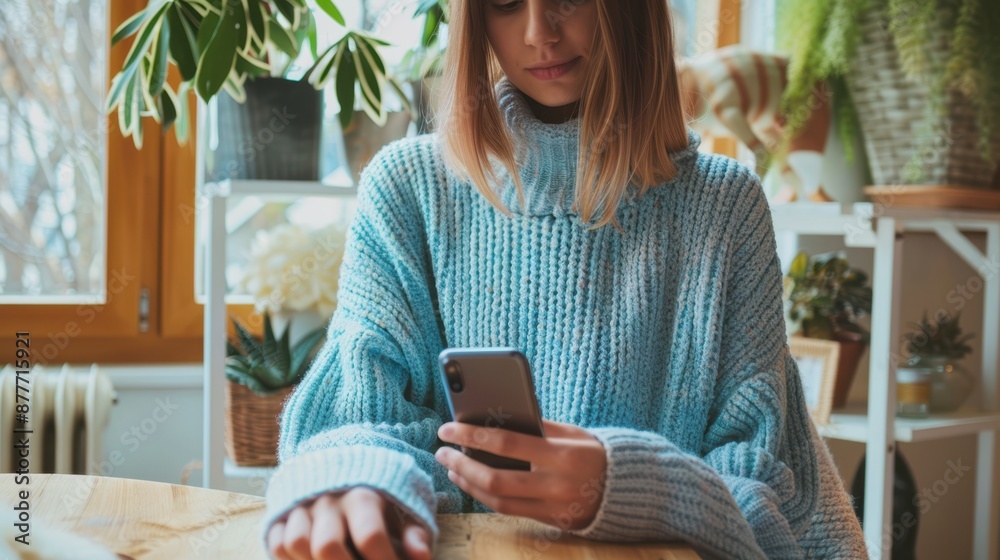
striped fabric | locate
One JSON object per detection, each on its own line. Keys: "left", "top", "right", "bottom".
{"left": 262, "top": 76, "right": 867, "bottom": 559}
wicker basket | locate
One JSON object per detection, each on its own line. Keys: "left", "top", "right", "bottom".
{"left": 845, "top": 8, "right": 1000, "bottom": 188}
{"left": 224, "top": 381, "right": 295, "bottom": 467}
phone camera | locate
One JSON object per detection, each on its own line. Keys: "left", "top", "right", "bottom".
{"left": 444, "top": 361, "right": 464, "bottom": 392}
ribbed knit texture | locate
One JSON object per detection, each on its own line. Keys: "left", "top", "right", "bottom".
{"left": 262, "top": 76, "right": 868, "bottom": 559}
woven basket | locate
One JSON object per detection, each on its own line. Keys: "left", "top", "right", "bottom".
{"left": 224, "top": 381, "right": 295, "bottom": 467}
{"left": 845, "top": 8, "right": 1000, "bottom": 187}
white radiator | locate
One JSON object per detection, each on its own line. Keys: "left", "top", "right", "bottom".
{"left": 0, "top": 364, "right": 116, "bottom": 475}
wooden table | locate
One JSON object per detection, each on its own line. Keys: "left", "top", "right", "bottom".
{"left": 0, "top": 474, "right": 700, "bottom": 559}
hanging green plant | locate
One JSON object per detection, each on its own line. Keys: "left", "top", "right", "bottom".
{"left": 776, "top": 0, "right": 1000, "bottom": 168}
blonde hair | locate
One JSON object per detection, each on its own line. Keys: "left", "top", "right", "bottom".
{"left": 436, "top": 0, "right": 690, "bottom": 230}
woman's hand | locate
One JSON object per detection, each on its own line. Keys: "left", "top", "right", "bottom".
{"left": 435, "top": 419, "right": 607, "bottom": 531}
{"left": 265, "top": 486, "right": 432, "bottom": 560}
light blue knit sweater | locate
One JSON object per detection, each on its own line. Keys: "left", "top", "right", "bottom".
{"left": 262, "top": 77, "right": 868, "bottom": 559}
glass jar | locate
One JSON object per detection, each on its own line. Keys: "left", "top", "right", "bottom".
{"left": 908, "top": 355, "right": 974, "bottom": 413}
{"left": 896, "top": 366, "right": 933, "bottom": 418}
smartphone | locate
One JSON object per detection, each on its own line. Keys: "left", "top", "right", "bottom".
{"left": 438, "top": 347, "right": 546, "bottom": 470}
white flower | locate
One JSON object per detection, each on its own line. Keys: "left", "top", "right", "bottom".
{"left": 240, "top": 223, "right": 348, "bottom": 318}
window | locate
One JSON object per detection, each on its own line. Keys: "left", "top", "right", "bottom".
{"left": 1, "top": 0, "right": 107, "bottom": 301}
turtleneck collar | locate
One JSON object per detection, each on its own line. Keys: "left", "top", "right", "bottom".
{"left": 490, "top": 75, "right": 701, "bottom": 220}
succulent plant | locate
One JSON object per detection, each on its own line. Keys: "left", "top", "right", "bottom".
{"left": 225, "top": 312, "right": 326, "bottom": 396}
{"left": 903, "top": 310, "right": 974, "bottom": 361}
{"left": 783, "top": 251, "right": 873, "bottom": 341}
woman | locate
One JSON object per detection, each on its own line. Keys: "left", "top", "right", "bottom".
{"left": 263, "top": 1, "right": 867, "bottom": 559}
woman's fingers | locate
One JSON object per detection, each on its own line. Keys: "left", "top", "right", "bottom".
{"left": 309, "top": 494, "right": 351, "bottom": 559}
{"left": 282, "top": 506, "right": 314, "bottom": 560}
{"left": 266, "top": 520, "right": 288, "bottom": 560}
{"left": 437, "top": 423, "right": 557, "bottom": 467}
{"left": 401, "top": 523, "right": 432, "bottom": 560}
{"left": 437, "top": 447, "right": 574, "bottom": 500}
{"left": 446, "top": 470, "right": 552, "bottom": 522}
{"left": 341, "top": 487, "right": 401, "bottom": 560}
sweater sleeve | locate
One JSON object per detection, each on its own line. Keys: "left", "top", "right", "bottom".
{"left": 260, "top": 142, "right": 464, "bottom": 551}
{"left": 799, "top": 421, "right": 869, "bottom": 559}
{"left": 566, "top": 170, "right": 821, "bottom": 559}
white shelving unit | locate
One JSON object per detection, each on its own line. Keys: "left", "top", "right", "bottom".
{"left": 197, "top": 184, "right": 999, "bottom": 558}
{"left": 772, "top": 201, "right": 1000, "bottom": 560}
{"left": 199, "top": 179, "right": 356, "bottom": 489}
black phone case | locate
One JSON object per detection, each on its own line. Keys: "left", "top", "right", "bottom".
{"left": 438, "top": 348, "right": 545, "bottom": 471}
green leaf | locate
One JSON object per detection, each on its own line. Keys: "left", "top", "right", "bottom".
{"left": 226, "top": 337, "right": 241, "bottom": 358}
{"left": 306, "top": 8, "right": 319, "bottom": 59}
{"left": 262, "top": 312, "right": 279, "bottom": 365}
{"left": 355, "top": 35, "right": 385, "bottom": 76}
{"left": 234, "top": 0, "right": 250, "bottom": 50}
{"left": 121, "top": 4, "right": 170, "bottom": 77}
{"left": 247, "top": 0, "right": 266, "bottom": 46}
{"left": 352, "top": 39, "right": 383, "bottom": 117}
{"left": 232, "top": 316, "right": 265, "bottom": 363}
{"left": 113, "top": 8, "right": 151, "bottom": 46}
{"left": 167, "top": 4, "right": 200, "bottom": 81}
{"left": 335, "top": 44, "right": 356, "bottom": 129}
{"left": 196, "top": 11, "right": 220, "bottom": 53}
{"left": 421, "top": 5, "right": 441, "bottom": 49}
{"left": 106, "top": 64, "right": 138, "bottom": 113}
{"left": 273, "top": 0, "right": 300, "bottom": 27}
{"left": 789, "top": 251, "right": 808, "bottom": 279}
{"left": 147, "top": 20, "right": 170, "bottom": 99}
{"left": 159, "top": 84, "right": 179, "bottom": 131}
{"left": 314, "top": 0, "right": 345, "bottom": 26}
{"left": 268, "top": 18, "right": 299, "bottom": 58}
{"left": 195, "top": 0, "right": 240, "bottom": 100}
{"left": 122, "top": 72, "right": 137, "bottom": 134}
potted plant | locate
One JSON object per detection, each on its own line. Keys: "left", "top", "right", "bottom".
{"left": 901, "top": 311, "right": 975, "bottom": 412}
{"left": 105, "top": 0, "right": 411, "bottom": 181}
{"left": 225, "top": 312, "right": 326, "bottom": 466}
{"left": 777, "top": 0, "right": 1000, "bottom": 192}
{"left": 784, "top": 251, "right": 873, "bottom": 407}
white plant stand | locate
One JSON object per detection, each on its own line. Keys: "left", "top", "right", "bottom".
{"left": 199, "top": 179, "right": 356, "bottom": 489}
{"left": 772, "top": 201, "right": 1000, "bottom": 560}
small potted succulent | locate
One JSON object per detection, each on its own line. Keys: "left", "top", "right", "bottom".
{"left": 784, "top": 251, "right": 873, "bottom": 407}
{"left": 901, "top": 311, "right": 975, "bottom": 412}
{"left": 225, "top": 312, "right": 326, "bottom": 466}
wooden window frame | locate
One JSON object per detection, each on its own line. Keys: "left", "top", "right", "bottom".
{"left": 0, "top": 0, "right": 253, "bottom": 365}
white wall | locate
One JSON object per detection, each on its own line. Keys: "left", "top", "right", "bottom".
{"left": 98, "top": 365, "right": 265, "bottom": 497}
